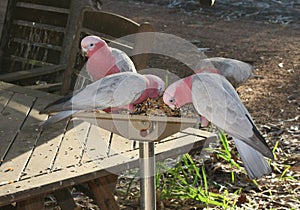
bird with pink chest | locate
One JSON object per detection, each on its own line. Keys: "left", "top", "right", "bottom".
{"left": 81, "top": 35, "right": 137, "bottom": 81}
{"left": 163, "top": 73, "right": 273, "bottom": 179}
{"left": 40, "top": 35, "right": 138, "bottom": 127}
{"left": 40, "top": 72, "right": 165, "bottom": 127}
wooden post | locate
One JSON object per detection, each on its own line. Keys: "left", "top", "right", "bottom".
{"left": 53, "top": 188, "right": 77, "bottom": 210}
{"left": 0, "top": 0, "right": 16, "bottom": 71}
{"left": 60, "top": 0, "right": 88, "bottom": 65}
{"left": 16, "top": 195, "right": 45, "bottom": 210}
{"left": 0, "top": 0, "right": 9, "bottom": 42}
{"left": 87, "top": 174, "right": 119, "bottom": 210}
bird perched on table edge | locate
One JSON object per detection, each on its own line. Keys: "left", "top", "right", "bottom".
{"left": 163, "top": 72, "right": 273, "bottom": 179}
{"left": 39, "top": 72, "right": 165, "bottom": 127}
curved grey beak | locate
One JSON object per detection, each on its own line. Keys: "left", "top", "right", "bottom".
{"left": 81, "top": 48, "right": 88, "bottom": 57}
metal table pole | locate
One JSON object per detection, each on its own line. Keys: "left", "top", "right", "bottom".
{"left": 139, "top": 141, "right": 156, "bottom": 210}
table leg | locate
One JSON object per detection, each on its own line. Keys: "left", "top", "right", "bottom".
{"left": 139, "top": 141, "right": 156, "bottom": 210}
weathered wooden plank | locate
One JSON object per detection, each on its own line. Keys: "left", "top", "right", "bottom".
{"left": 13, "top": 20, "right": 66, "bottom": 33}
{"left": 0, "top": 92, "right": 35, "bottom": 157}
{"left": 0, "top": 96, "right": 52, "bottom": 183}
{"left": 16, "top": 2, "right": 70, "bottom": 14}
{"left": 11, "top": 38, "right": 63, "bottom": 51}
{"left": 181, "top": 127, "right": 217, "bottom": 138}
{"left": 80, "top": 124, "right": 111, "bottom": 164}
{"left": 25, "top": 82, "right": 62, "bottom": 92}
{"left": 51, "top": 120, "right": 90, "bottom": 170}
{"left": 108, "top": 133, "right": 134, "bottom": 156}
{"left": 5, "top": 55, "right": 55, "bottom": 66}
{"left": 0, "top": 64, "right": 66, "bottom": 82}
{"left": 0, "top": 81, "right": 61, "bottom": 100}
{"left": 0, "top": 89, "right": 13, "bottom": 113}
{"left": 154, "top": 129, "right": 216, "bottom": 161}
{"left": 0, "top": 92, "right": 36, "bottom": 184}
{"left": 20, "top": 100, "right": 69, "bottom": 180}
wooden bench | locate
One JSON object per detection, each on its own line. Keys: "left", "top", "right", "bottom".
{"left": 0, "top": 81, "right": 217, "bottom": 209}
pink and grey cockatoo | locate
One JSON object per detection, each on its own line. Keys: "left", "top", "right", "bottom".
{"left": 163, "top": 73, "right": 273, "bottom": 179}
{"left": 193, "top": 57, "right": 254, "bottom": 126}
{"left": 40, "top": 35, "right": 138, "bottom": 127}
{"left": 81, "top": 35, "right": 137, "bottom": 81}
{"left": 40, "top": 72, "right": 165, "bottom": 126}
{"left": 195, "top": 57, "right": 254, "bottom": 88}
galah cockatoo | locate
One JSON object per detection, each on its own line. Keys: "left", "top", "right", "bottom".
{"left": 40, "top": 35, "right": 137, "bottom": 127}
{"left": 163, "top": 73, "right": 273, "bottom": 179}
{"left": 81, "top": 35, "right": 137, "bottom": 81}
{"left": 40, "top": 72, "right": 165, "bottom": 125}
{"left": 195, "top": 57, "right": 254, "bottom": 88}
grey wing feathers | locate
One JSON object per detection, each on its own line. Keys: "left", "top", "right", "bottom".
{"left": 234, "top": 138, "right": 271, "bottom": 179}
{"left": 191, "top": 73, "right": 248, "bottom": 133}
{"left": 75, "top": 63, "right": 93, "bottom": 90}
{"left": 42, "top": 72, "right": 146, "bottom": 113}
{"left": 196, "top": 57, "right": 254, "bottom": 87}
{"left": 191, "top": 73, "right": 273, "bottom": 158}
{"left": 111, "top": 48, "right": 137, "bottom": 73}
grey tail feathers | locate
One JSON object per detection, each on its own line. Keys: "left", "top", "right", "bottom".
{"left": 233, "top": 138, "right": 272, "bottom": 179}
{"left": 245, "top": 114, "right": 274, "bottom": 159}
{"left": 39, "top": 110, "right": 78, "bottom": 128}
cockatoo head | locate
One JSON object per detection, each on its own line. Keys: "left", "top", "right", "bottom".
{"left": 163, "top": 76, "right": 193, "bottom": 109}
{"left": 81, "top": 35, "right": 107, "bottom": 57}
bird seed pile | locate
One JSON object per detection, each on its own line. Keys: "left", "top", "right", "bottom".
{"left": 133, "top": 96, "right": 198, "bottom": 118}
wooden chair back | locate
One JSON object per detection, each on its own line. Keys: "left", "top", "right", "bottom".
{"left": 0, "top": 0, "right": 74, "bottom": 90}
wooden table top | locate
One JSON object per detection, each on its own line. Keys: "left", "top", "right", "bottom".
{"left": 0, "top": 81, "right": 216, "bottom": 206}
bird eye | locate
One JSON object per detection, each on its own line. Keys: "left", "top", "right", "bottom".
{"left": 89, "top": 43, "right": 94, "bottom": 47}
{"left": 169, "top": 97, "right": 175, "bottom": 103}
{"left": 158, "top": 86, "right": 163, "bottom": 95}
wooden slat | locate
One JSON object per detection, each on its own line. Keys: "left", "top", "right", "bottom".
{"left": 108, "top": 133, "right": 134, "bottom": 156}
{"left": 16, "top": 2, "right": 70, "bottom": 14}
{"left": 20, "top": 102, "right": 69, "bottom": 179}
{"left": 0, "top": 89, "right": 13, "bottom": 113}
{"left": 0, "top": 81, "right": 61, "bottom": 99}
{"left": 5, "top": 55, "right": 55, "bottom": 67}
{"left": 13, "top": 20, "right": 66, "bottom": 33}
{"left": 25, "top": 83, "right": 62, "bottom": 92}
{"left": 12, "top": 38, "right": 63, "bottom": 51}
{"left": 181, "top": 127, "right": 217, "bottom": 138}
{"left": 82, "top": 10, "right": 140, "bottom": 39}
{"left": 81, "top": 124, "right": 111, "bottom": 164}
{"left": 51, "top": 120, "right": 90, "bottom": 170}
{"left": 0, "top": 93, "right": 36, "bottom": 183}
{"left": 0, "top": 64, "right": 66, "bottom": 82}
{"left": 17, "top": 0, "right": 71, "bottom": 9}
{"left": 81, "top": 28, "right": 134, "bottom": 55}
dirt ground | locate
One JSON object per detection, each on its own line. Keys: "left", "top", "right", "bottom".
{"left": 75, "top": 0, "right": 300, "bottom": 209}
